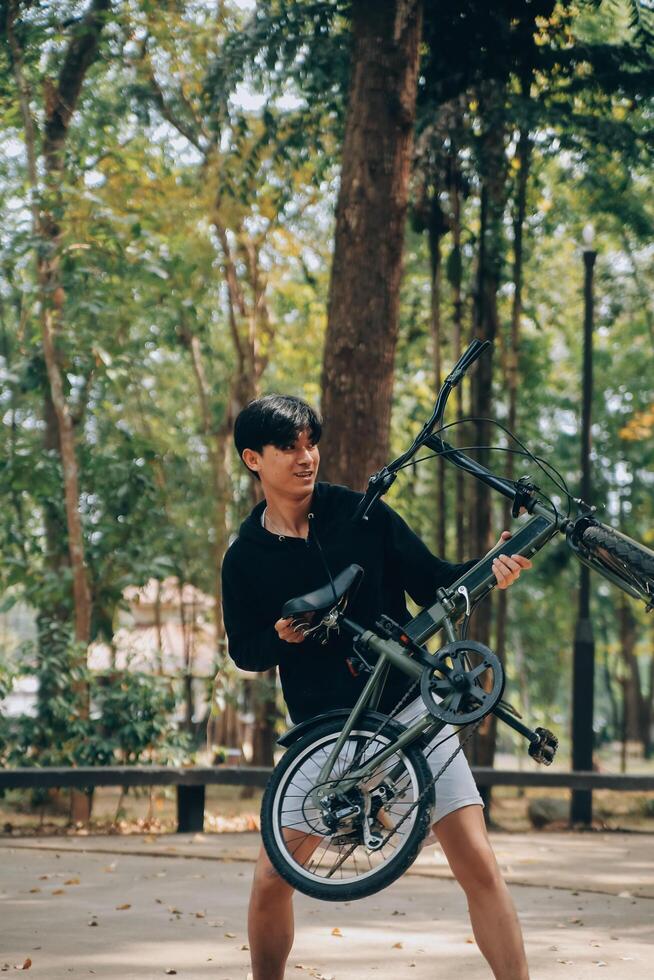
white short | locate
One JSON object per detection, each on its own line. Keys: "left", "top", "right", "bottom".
{"left": 279, "top": 697, "right": 483, "bottom": 840}
{"left": 396, "top": 696, "right": 484, "bottom": 830}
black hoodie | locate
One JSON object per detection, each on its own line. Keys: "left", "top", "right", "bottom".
{"left": 221, "top": 482, "right": 476, "bottom": 724}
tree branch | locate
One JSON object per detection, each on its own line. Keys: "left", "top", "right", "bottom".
{"left": 43, "top": 0, "right": 112, "bottom": 171}
{"left": 5, "top": 0, "right": 41, "bottom": 219}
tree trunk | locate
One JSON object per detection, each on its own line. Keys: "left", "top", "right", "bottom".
{"left": 619, "top": 594, "right": 644, "bottom": 744}
{"left": 467, "top": 84, "right": 509, "bottom": 788}
{"left": 250, "top": 668, "right": 277, "bottom": 768}
{"left": 448, "top": 147, "right": 467, "bottom": 562}
{"left": 7, "top": 0, "right": 111, "bottom": 825}
{"left": 427, "top": 201, "right": 447, "bottom": 557}
{"left": 643, "top": 643, "right": 654, "bottom": 760}
{"left": 7, "top": 1, "right": 109, "bottom": 648}
{"left": 495, "top": 125, "right": 531, "bottom": 694}
{"left": 178, "top": 320, "right": 230, "bottom": 639}
{"left": 320, "top": 0, "right": 423, "bottom": 489}
{"left": 212, "top": 220, "right": 279, "bottom": 760}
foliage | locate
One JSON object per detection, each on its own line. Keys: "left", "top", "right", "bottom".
{"left": 0, "top": 621, "right": 191, "bottom": 768}
{"left": 0, "top": 0, "right": 652, "bottom": 767}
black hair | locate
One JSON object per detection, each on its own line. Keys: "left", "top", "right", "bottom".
{"left": 233, "top": 394, "right": 322, "bottom": 480}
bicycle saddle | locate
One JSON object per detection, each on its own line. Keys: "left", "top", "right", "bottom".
{"left": 282, "top": 564, "right": 363, "bottom": 617}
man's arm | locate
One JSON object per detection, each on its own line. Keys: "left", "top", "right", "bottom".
{"left": 380, "top": 501, "right": 477, "bottom": 607}
{"left": 380, "top": 503, "right": 531, "bottom": 603}
{"left": 221, "top": 550, "right": 287, "bottom": 671}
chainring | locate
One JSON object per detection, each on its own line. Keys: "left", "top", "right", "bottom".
{"left": 419, "top": 640, "right": 504, "bottom": 725}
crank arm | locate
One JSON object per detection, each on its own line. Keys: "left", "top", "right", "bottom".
{"left": 493, "top": 703, "right": 543, "bottom": 745}
{"left": 493, "top": 705, "right": 558, "bottom": 765}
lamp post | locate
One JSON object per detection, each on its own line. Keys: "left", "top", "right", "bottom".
{"left": 571, "top": 224, "right": 597, "bottom": 825}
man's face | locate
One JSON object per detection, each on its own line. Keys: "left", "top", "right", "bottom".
{"left": 243, "top": 428, "right": 320, "bottom": 499}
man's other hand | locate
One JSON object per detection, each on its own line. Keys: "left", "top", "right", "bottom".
{"left": 275, "top": 617, "right": 308, "bottom": 643}
{"left": 491, "top": 530, "right": 533, "bottom": 590}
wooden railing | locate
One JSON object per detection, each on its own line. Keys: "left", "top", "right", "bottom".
{"left": 2, "top": 766, "right": 652, "bottom": 833}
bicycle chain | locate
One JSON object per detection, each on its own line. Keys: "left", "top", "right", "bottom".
{"left": 334, "top": 677, "right": 422, "bottom": 783}
{"left": 313, "top": 665, "right": 482, "bottom": 851}
{"left": 376, "top": 717, "right": 482, "bottom": 847}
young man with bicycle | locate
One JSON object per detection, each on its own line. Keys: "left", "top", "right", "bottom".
{"left": 222, "top": 393, "right": 533, "bottom": 980}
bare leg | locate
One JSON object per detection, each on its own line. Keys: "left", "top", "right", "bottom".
{"left": 434, "top": 804, "right": 529, "bottom": 980}
{"left": 249, "top": 833, "right": 321, "bottom": 980}
{"left": 248, "top": 844, "right": 295, "bottom": 980}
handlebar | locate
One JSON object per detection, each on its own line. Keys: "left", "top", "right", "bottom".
{"left": 353, "top": 340, "right": 493, "bottom": 522}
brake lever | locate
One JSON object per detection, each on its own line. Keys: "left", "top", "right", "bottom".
{"left": 353, "top": 467, "right": 397, "bottom": 522}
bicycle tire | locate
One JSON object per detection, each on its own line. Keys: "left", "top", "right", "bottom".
{"left": 581, "top": 524, "right": 654, "bottom": 604}
{"left": 261, "top": 713, "right": 435, "bottom": 902}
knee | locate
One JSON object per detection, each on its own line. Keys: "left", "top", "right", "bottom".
{"left": 453, "top": 843, "right": 504, "bottom": 897}
{"left": 250, "top": 858, "right": 294, "bottom": 909}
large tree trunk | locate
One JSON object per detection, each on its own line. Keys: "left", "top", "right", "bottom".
{"left": 320, "top": 0, "right": 423, "bottom": 489}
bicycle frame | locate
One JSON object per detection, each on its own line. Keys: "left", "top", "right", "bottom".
{"left": 308, "top": 345, "right": 649, "bottom": 804}
{"left": 313, "top": 512, "right": 561, "bottom": 798}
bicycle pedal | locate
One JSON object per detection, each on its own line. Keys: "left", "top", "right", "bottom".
{"left": 528, "top": 727, "right": 558, "bottom": 766}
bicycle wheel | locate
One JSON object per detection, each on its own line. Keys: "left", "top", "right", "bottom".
{"left": 581, "top": 523, "right": 654, "bottom": 606}
{"left": 261, "top": 713, "right": 435, "bottom": 902}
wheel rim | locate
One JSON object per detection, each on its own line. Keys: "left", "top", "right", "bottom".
{"left": 270, "top": 728, "right": 424, "bottom": 890}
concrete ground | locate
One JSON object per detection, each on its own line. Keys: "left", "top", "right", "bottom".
{"left": 1, "top": 830, "right": 652, "bottom": 979}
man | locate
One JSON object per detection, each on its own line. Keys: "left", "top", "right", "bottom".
{"left": 222, "top": 394, "right": 532, "bottom": 980}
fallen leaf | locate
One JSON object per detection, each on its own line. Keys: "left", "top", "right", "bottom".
{"left": 331, "top": 928, "right": 342, "bottom": 937}
{"left": 392, "top": 942, "right": 403, "bottom": 949}
{"left": 102, "top": 864, "right": 116, "bottom": 873}
{"left": 465, "top": 937, "right": 475, "bottom": 945}
{"left": 165, "top": 971, "right": 177, "bottom": 976}
{"left": 391, "top": 910, "right": 405, "bottom": 916}
{"left": 143, "top": 835, "right": 157, "bottom": 843}
{"left": 38, "top": 876, "right": 49, "bottom": 881}
{"left": 28, "top": 888, "right": 40, "bottom": 894}
{"left": 194, "top": 911, "right": 205, "bottom": 918}
{"left": 64, "top": 878, "right": 80, "bottom": 885}
{"left": 88, "top": 919, "right": 98, "bottom": 927}
{"left": 224, "top": 932, "right": 236, "bottom": 939}
{"left": 240, "top": 944, "right": 249, "bottom": 951}
{"left": 593, "top": 962, "right": 607, "bottom": 967}
{"left": 115, "top": 903, "right": 131, "bottom": 911}
{"left": 52, "top": 889, "right": 65, "bottom": 895}
{"left": 15, "top": 960, "right": 32, "bottom": 972}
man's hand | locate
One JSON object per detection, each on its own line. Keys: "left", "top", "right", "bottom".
{"left": 490, "top": 530, "right": 533, "bottom": 590}
{"left": 275, "top": 617, "right": 308, "bottom": 644}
